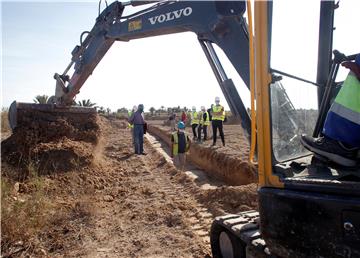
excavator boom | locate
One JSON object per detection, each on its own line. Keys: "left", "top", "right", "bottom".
{"left": 10, "top": 1, "right": 252, "bottom": 137}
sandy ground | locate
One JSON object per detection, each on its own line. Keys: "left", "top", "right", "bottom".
{"left": 1, "top": 117, "right": 257, "bottom": 257}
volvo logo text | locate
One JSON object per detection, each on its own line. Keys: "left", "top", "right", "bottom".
{"left": 148, "top": 7, "right": 192, "bottom": 25}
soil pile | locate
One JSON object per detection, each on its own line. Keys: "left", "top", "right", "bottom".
{"left": 1, "top": 110, "right": 100, "bottom": 175}
{"left": 198, "top": 184, "right": 258, "bottom": 215}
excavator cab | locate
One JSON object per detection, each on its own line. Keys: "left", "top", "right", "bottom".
{"left": 211, "top": 1, "right": 360, "bottom": 257}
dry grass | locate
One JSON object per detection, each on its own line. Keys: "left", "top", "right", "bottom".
{"left": 1, "top": 162, "right": 94, "bottom": 256}
{"left": 1, "top": 110, "right": 50, "bottom": 254}
{"left": 1, "top": 108, "right": 10, "bottom": 134}
{"left": 1, "top": 166, "right": 51, "bottom": 255}
{"left": 1, "top": 108, "right": 95, "bottom": 256}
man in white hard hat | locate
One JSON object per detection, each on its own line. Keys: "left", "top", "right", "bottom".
{"left": 212, "top": 97, "right": 225, "bottom": 146}
{"left": 190, "top": 106, "right": 199, "bottom": 140}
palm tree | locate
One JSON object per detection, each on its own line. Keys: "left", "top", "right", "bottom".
{"left": 77, "top": 99, "right": 96, "bottom": 107}
{"left": 149, "top": 107, "right": 155, "bottom": 116}
{"left": 98, "top": 106, "right": 105, "bottom": 114}
{"left": 33, "top": 95, "right": 49, "bottom": 104}
{"left": 117, "top": 107, "right": 128, "bottom": 114}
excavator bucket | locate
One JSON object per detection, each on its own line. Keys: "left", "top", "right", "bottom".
{"left": 4, "top": 101, "right": 100, "bottom": 174}
{"left": 8, "top": 101, "right": 97, "bottom": 132}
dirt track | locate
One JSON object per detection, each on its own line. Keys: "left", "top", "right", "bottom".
{"left": 1, "top": 116, "right": 257, "bottom": 257}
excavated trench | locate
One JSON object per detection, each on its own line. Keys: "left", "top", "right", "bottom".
{"left": 147, "top": 124, "right": 257, "bottom": 185}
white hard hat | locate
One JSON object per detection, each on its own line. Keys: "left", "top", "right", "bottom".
{"left": 133, "top": 105, "right": 137, "bottom": 111}
{"left": 215, "top": 96, "right": 220, "bottom": 103}
{"left": 192, "top": 106, "right": 196, "bottom": 111}
{"left": 201, "top": 106, "right": 205, "bottom": 111}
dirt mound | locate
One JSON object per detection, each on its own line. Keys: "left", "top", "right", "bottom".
{"left": 198, "top": 184, "right": 258, "bottom": 215}
{"left": 189, "top": 144, "right": 256, "bottom": 185}
{"left": 1, "top": 110, "right": 100, "bottom": 176}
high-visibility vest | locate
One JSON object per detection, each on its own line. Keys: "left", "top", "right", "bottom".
{"left": 200, "top": 111, "right": 210, "bottom": 125}
{"left": 323, "top": 71, "right": 360, "bottom": 147}
{"left": 191, "top": 111, "right": 199, "bottom": 125}
{"left": 128, "top": 111, "right": 133, "bottom": 128}
{"left": 212, "top": 105, "right": 225, "bottom": 121}
{"left": 172, "top": 132, "right": 189, "bottom": 156}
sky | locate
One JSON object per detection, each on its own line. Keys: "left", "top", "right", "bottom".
{"left": 1, "top": 0, "right": 359, "bottom": 112}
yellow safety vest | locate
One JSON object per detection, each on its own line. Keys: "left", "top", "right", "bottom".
{"left": 128, "top": 111, "right": 133, "bottom": 128}
{"left": 200, "top": 111, "right": 210, "bottom": 125}
{"left": 191, "top": 111, "right": 199, "bottom": 125}
{"left": 212, "top": 105, "right": 225, "bottom": 121}
{"left": 172, "top": 132, "right": 189, "bottom": 156}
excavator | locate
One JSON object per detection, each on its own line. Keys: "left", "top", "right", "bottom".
{"left": 8, "top": 1, "right": 360, "bottom": 257}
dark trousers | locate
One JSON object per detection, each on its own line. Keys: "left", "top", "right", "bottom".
{"left": 197, "top": 124, "right": 208, "bottom": 141}
{"left": 212, "top": 120, "right": 225, "bottom": 145}
{"left": 192, "top": 124, "right": 198, "bottom": 139}
{"left": 197, "top": 124, "right": 202, "bottom": 141}
{"left": 133, "top": 124, "right": 144, "bottom": 154}
{"left": 203, "top": 125, "right": 208, "bottom": 140}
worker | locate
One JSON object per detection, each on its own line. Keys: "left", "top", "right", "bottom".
{"left": 301, "top": 54, "right": 360, "bottom": 167}
{"left": 128, "top": 104, "right": 147, "bottom": 155}
{"left": 169, "top": 110, "right": 176, "bottom": 131}
{"left": 212, "top": 97, "right": 226, "bottom": 146}
{"left": 198, "top": 106, "right": 210, "bottom": 142}
{"left": 190, "top": 106, "right": 199, "bottom": 140}
{"left": 127, "top": 105, "right": 137, "bottom": 129}
{"left": 207, "top": 104, "right": 213, "bottom": 139}
{"left": 197, "top": 108, "right": 203, "bottom": 143}
{"left": 128, "top": 105, "right": 137, "bottom": 145}
{"left": 181, "top": 110, "right": 187, "bottom": 123}
{"left": 171, "top": 121, "right": 190, "bottom": 171}
{"left": 207, "top": 104, "right": 213, "bottom": 121}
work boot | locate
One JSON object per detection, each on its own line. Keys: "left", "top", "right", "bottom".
{"left": 300, "top": 135, "right": 358, "bottom": 167}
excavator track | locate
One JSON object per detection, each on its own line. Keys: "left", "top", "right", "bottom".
{"left": 210, "top": 210, "right": 273, "bottom": 258}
